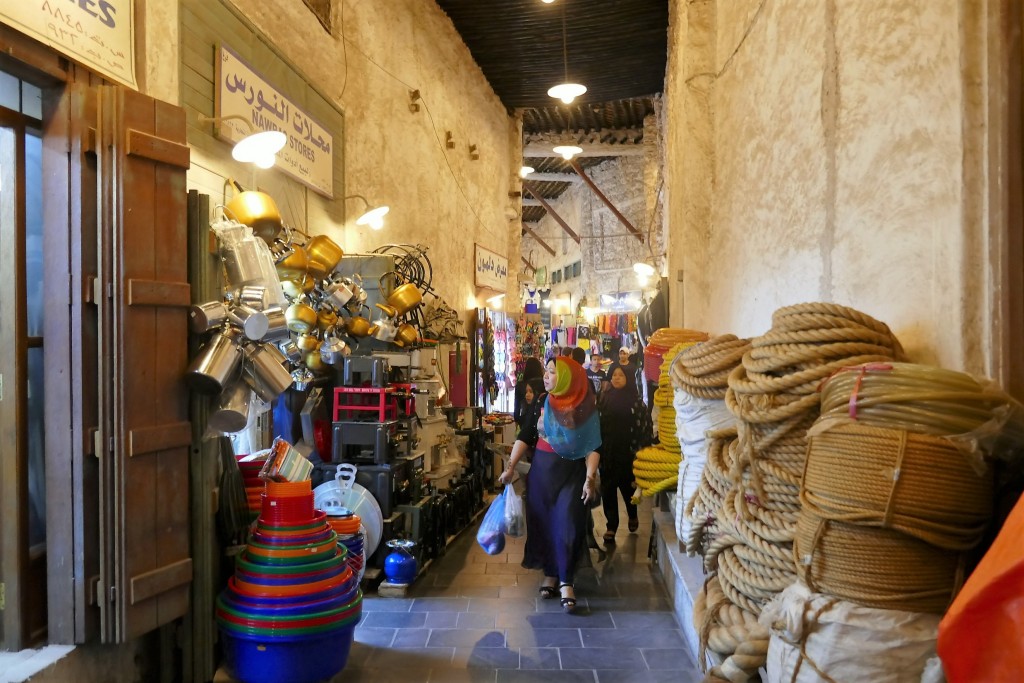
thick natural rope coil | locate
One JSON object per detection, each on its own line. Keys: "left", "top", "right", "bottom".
{"left": 802, "top": 423, "right": 993, "bottom": 551}
{"left": 671, "top": 335, "right": 752, "bottom": 400}
{"left": 814, "top": 362, "right": 1024, "bottom": 450}
{"left": 695, "top": 577, "right": 769, "bottom": 683}
{"left": 793, "top": 510, "right": 968, "bottom": 614}
{"left": 633, "top": 446, "right": 681, "bottom": 501}
{"left": 685, "top": 429, "right": 737, "bottom": 557}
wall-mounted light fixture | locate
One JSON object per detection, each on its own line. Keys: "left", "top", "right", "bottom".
{"left": 553, "top": 145, "right": 583, "bottom": 160}
{"left": 199, "top": 114, "right": 286, "bottom": 169}
{"left": 346, "top": 194, "right": 390, "bottom": 230}
{"left": 633, "top": 261, "right": 655, "bottom": 286}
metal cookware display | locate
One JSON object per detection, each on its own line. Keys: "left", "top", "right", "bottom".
{"left": 381, "top": 273, "right": 422, "bottom": 316}
{"left": 238, "top": 285, "right": 270, "bottom": 311}
{"left": 285, "top": 302, "right": 317, "bottom": 334}
{"left": 345, "top": 315, "right": 377, "bottom": 338}
{"left": 305, "top": 235, "right": 344, "bottom": 279}
{"left": 190, "top": 301, "right": 229, "bottom": 334}
{"left": 261, "top": 306, "right": 290, "bottom": 342}
{"left": 245, "top": 343, "right": 293, "bottom": 402}
{"left": 393, "top": 323, "right": 418, "bottom": 348}
{"left": 228, "top": 304, "right": 270, "bottom": 341}
{"left": 208, "top": 381, "right": 252, "bottom": 433}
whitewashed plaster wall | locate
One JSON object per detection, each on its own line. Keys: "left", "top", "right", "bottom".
{"left": 664, "top": 0, "right": 996, "bottom": 373}
{"left": 140, "top": 0, "right": 518, "bottom": 314}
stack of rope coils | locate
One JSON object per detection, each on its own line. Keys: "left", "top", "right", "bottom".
{"left": 790, "top": 362, "right": 1024, "bottom": 615}
{"left": 635, "top": 340, "right": 704, "bottom": 500}
{"left": 685, "top": 428, "right": 738, "bottom": 561}
{"left": 671, "top": 336, "right": 750, "bottom": 543}
{"left": 696, "top": 303, "right": 905, "bottom": 683}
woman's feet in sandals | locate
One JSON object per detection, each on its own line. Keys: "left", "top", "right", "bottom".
{"left": 539, "top": 577, "right": 558, "bottom": 599}
{"left": 603, "top": 529, "right": 616, "bottom": 545}
{"left": 559, "top": 583, "right": 577, "bottom": 614}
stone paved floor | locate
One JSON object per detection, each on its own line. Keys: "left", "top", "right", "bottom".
{"left": 332, "top": 496, "right": 702, "bottom": 683}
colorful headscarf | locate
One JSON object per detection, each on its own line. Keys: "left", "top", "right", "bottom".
{"left": 543, "top": 358, "right": 601, "bottom": 460}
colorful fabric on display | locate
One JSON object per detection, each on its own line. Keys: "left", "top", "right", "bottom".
{"left": 543, "top": 358, "right": 601, "bottom": 460}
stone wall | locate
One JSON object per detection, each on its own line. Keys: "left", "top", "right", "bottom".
{"left": 664, "top": 0, "right": 996, "bottom": 372}
{"left": 143, "top": 0, "right": 518, "bottom": 313}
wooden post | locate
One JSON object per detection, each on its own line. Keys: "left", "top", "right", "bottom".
{"left": 522, "top": 183, "right": 581, "bottom": 244}
{"left": 569, "top": 158, "right": 645, "bottom": 243}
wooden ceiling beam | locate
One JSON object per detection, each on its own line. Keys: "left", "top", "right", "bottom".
{"left": 522, "top": 183, "right": 581, "bottom": 245}
{"left": 520, "top": 172, "right": 580, "bottom": 183}
{"left": 521, "top": 223, "right": 557, "bottom": 257}
{"left": 569, "top": 158, "right": 644, "bottom": 244}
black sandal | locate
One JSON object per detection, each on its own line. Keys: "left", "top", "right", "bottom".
{"left": 539, "top": 579, "right": 558, "bottom": 599}
{"left": 559, "top": 583, "right": 577, "bottom": 614}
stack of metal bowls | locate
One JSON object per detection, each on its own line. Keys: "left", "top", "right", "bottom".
{"left": 216, "top": 479, "right": 362, "bottom": 683}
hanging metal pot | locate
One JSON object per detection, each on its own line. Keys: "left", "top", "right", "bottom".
{"left": 185, "top": 327, "right": 244, "bottom": 394}
{"left": 275, "top": 245, "right": 309, "bottom": 280}
{"left": 305, "top": 235, "right": 344, "bottom": 279}
{"left": 393, "top": 323, "right": 419, "bottom": 348}
{"left": 221, "top": 236, "right": 265, "bottom": 289}
{"left": 279, "top": 339, "right": 302, "bottom": 364}
{"left": 227, "top": 304, "right": 270, "bottom": 341}
{"left": 225, "top": 180, "right": 283, "bottom": 244}
{"left": 292, "top": 367, "right": 315, "bottom": 391}
{"left": 245, "top": 343, "right": 293, "bottom": 402}
{"left": 319, "top": 335, "right": 350, "bottom": 366}
{"left": 262, "top": 306, "right": 290, "bottom": 342}
{"left": 346, "top": 315, "right": 378, "bottom": 338}
{"left": 238, "top": 285, "right": 270, "bottom": 311}
{"left": 381, "top": 273, "right": 422, "bottom": 316}
{"left": 285, "top": 301, "right": 317, "bottom": 334}
{"left": 189, "top": 300, "right": 229, "bottom": 334}
{"left": 208, "top": 381, "right": 252, "bottom": 433}
{"left": 323, "top": 280, "right": 354, "bottom": 310}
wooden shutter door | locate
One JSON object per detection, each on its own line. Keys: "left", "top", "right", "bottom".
{"left": 94, "top": 85, "right": 193, "bottom": 642}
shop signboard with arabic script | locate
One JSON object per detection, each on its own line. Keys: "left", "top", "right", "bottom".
{"left": 0, "top": 0, "right": 136, "bottom": 88}
{"left": 475, "top": 244, "right": 508, "bottom": 292}
{"left": 216, "top": 45, "right": 333, "bottom": 197}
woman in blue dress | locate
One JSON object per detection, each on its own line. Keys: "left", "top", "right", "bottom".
{"left": 499, "top": 357, "right": 601, "bottom": 613}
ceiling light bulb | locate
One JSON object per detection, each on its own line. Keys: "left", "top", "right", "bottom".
{"left": 553, "top": 145, "right": 583, "bottom": 160}
{"left": 547, "top": 82, "right": 587, "bottom": 105}
{"left": 519, "top": 166, "right": 535, "bottom": 178}
{"left": 542, "top": 0, "right": 556, "bottom": 3}
{"left": 232, "top": 130, "right": 287, "bottom": 167}
{"left": 633, "top": 262, "right": 655, "bottom": 277}
{"left": 356, "top": 205, "right": 390, "bottom": 230}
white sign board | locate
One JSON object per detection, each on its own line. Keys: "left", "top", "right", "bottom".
{"left": 216, "top": 45, "right": 334, "bottom": 197}
{"left": 1, "top": 0, "right": 136, "bottom": 88}
{"left": 475, "top": 244, "right": 508, "bottom": 292}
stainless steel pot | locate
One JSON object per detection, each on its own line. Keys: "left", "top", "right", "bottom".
{"left": 319, "top": 335, "right": 350, "bottom": 366}
{"left": 262, "top": 307, "right": 290, "bottom": 342}
{"left": 222, "top": 237, "right": 265, "bottom": 288}
{"left": 279, "top": 339, "right": 302, "bottom": 364}
{"left": 185, "top": 327, "right": 244, "bottom": 394}
{"left": 228, "top": 304, "right": 270, "bottom": 341}
{"left": 239, "top": 285, "right": 269, "bottom": 311}
{"left": 190, "top": 301, "right": 229, "bottom": 334}
{"left": 208, "top": 381, "right": 251, "bottom": 433}
{"left": 245, "top": 343, "right": 293, "bottom": 402}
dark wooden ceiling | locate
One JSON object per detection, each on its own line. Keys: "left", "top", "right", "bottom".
{"left": 435, "top": 0, "right": 667, "bottom": 217}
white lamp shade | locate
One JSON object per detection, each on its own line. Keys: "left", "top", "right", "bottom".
{"left": 355, "top": 204, "right": 390, "bottom": 230}
{"left": 553, "top": 145, "right": 583, "bottom": 160}
{"left": 519, "top": 166, "right": 535, "bottom": 178}
{"left": 232, "top": 130, "right": 287, "bottom": 168}
{"left": 547, "top": 82, "right": 587, "bottom": 104}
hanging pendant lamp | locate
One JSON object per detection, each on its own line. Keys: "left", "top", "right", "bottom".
{"left": 547, "top": 2, "right": 587, "bottom": 105}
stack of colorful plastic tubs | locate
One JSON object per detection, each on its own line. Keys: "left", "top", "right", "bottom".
{"left": 327, "top": 510, "right": 366, "bottom": 582}
{"left": 236, "top": 454, "right": 268, "bottom": 522}
{"left": 216, "top": 479, "right": 362, "bottom": 683}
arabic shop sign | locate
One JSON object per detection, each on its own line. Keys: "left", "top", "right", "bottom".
{"left": 216, "top": 45, "right": 334, "bottom": 197}
{"left": 1, "top": 0, "right": 136, "bottom": 88}
{"left": 474, "top": 244, "right": 508, "bottom": 292}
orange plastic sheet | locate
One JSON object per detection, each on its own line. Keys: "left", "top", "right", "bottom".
{"left": 937, "top": 492, "right": 1024, "bottom": 682}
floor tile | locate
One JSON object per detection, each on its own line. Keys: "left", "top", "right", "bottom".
{"left": 558, "top": 647, "right": 647, "bottom": 670}
{"left": 411, "top": 598, "right": 470, "bottom": 612}
{"left": 362, "top": 611, "right": 428, "bottom": 628}
{"left": 517, "top": 647, "right": 561, "bottom": 670}
{"left": 497, "top": 669, "right": 596, "bottom": 683}
{"left": 580, "top": 628, "right": 686, "bottom": 649}
{"left": 608, "top": 612, "right": 679, "bottom": 629}
{"left": 595, "top": 669, "right": 689, "bottom": 682}
{"left": 457, "top": 612, "right": 497, "bottom": 629}
{"left": 427, "top": 629, "right": 506, "bottom": 648}
{"left": 363, "top": 597, "right": 415, "bottom": 612}
{"left": 353, "top": 626, "right": 396, "bottom": 647}
{"left": 425, "top": 612, "right": 460, "bottom": 628}
{"left": 427, "top": 669, "right": 497, "bottom": 683}
{"left": 496, "top": 611, "right": 614, "bottom": 630}
{"left": 451, "top": 647, "right": 520, "bottom": 669}
{"left": 642, "top": 647, "right": 697, "bottom": 670}
{"left": 503, "top": 628, "right": 582, "bottom": 649}
{"left": 392, "top": 628, "right": 431, "bottom": 648}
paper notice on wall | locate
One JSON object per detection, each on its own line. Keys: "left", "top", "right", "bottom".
{"left": 216, "top": 45, "right": 334, "bottom": 198}
{"left": 1, "top": 0, "right": 136, "bottom": 88}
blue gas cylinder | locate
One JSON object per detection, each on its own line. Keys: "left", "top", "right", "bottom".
{"left": 383, "top": 539, "right": 417, "bottom": 584}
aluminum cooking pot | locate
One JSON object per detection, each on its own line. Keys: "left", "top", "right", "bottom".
{"left": 373, "top": 318, "right": 398, "bottom": 342}
{"left": 238, "top": 285, "right": 269, "bottom": 311}
{"left": 305, "top": 235, "right": 344, "bottom": 279}
{"left": 221, "top": 236, "right": 265, "bottom": 289}
{"left": 185, "top": 327, "right": 244, "bottom": 394}
{"left": 225, "top": 180, "right": 283, "bottom": 244}
{"left": 245, "top": 343, "right": 293, "bottom": 402}
{"left": 227, "top": 304, "right": 270, "bottom": 341}
{"left": 190, "top": 300, "right": 229, "bottom": 334}
{"left": 208, "top": 381, "right": 251, "bottom": 433}
{"left": 261, "top": 307, "right": 290, "bottom": 342}
{"left": 279, "top": 339, "right": 302, "bottom": 364}
{"left": 319, "top": 335, "right": 349, "bottom": 366}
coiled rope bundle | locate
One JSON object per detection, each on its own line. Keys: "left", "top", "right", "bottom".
{"left": 685, "top": 428, "right": 738, "bottom": 558}
{"left": 672, "top": 337, "right": 750, "bottom": 543}
{"left": 695, "top": 576, "right": 769, "bottom": 683}
{"left": 697, "top": 303, "right": 904, "bottom": 682}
